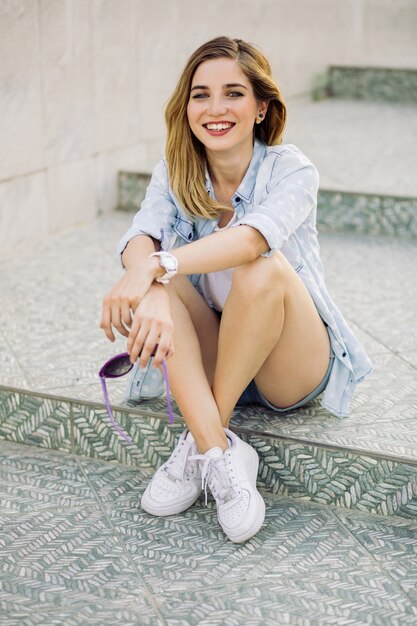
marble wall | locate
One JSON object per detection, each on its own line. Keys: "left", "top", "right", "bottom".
{"left": 1, "top": 0, "right": 416, "bottom": 252}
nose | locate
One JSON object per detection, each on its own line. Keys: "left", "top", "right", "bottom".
{"left": 206, "top": 95, "right": 227, "bottom": 117}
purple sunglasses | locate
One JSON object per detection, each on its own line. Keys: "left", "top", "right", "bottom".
{"left": 99, "top": 349, "right": 174, "bottom": 444}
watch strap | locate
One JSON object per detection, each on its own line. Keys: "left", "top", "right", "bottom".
{"left": 149, "top": 252, "right": 179, "bottom": 284}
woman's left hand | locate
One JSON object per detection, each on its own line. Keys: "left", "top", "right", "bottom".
{"left": 127, "top": 283, "right": 174, "bottom": 369}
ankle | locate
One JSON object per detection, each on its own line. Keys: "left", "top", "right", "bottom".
{"left": 197, "top": 433, "right": 229, "bottom": 454}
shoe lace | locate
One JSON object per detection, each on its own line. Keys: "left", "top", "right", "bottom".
{"left": 189, "top": 451, "right": 240, "bottom": 506}
{"left": 165, "top": 440, "right": 197, "bottom": 482}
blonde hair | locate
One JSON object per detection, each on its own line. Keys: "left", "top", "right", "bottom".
{"left": 165, "top": 36, "right": 287, "bottom": 220}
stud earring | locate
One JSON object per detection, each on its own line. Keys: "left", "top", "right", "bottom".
{"left": 256, "top": 113, "right": 264, "bottom": 124}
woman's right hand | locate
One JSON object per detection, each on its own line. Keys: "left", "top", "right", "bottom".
{"left": 127, "top": 283, "right": 174, "bottom": 368}
{"left": 100, "top": 265, "right": 154, "bottom": 342}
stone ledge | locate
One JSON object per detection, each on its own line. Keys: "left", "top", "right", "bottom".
{"left": 318, "top": 189, "right": 417, "bottom": 238}
{"left": 116, "top": 171, "right": 417, "bottom": 239}
{"left": 314, "top": 66, "right": 417, "bottom": 104}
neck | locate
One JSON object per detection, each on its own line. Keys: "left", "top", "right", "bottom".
{"left": 206, "top": 139, "right": 254, "bottom": 190}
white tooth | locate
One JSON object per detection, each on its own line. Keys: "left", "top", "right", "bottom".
{"left": 207, "top": 123, "right": 232, "bottom": 130}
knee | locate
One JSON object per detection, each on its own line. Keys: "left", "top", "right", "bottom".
{"left": 164, "top": 275, "right": 188, "bottom": 299}
{"left": 231, "top": 252, "right": 288, "bottom": 301}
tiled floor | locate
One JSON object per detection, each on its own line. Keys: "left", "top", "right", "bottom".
{"left": 1, "top": 440, "right": 417, "bottom": 626}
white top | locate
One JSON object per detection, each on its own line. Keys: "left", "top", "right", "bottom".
{"left": 199, "top": 212, "right": 238, "bottom": 311}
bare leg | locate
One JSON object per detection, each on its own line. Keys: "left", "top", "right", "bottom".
{"left": 212, "top": 252, "right": 331, "bottom": 428}
{"left": 163, "top": 276, "right": 227, "bottom": 454}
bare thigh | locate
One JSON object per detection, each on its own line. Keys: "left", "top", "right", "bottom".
{"left": 253, "top": 254, "right": 331, "bottom": 408}
{"left": 168, "top": 275, "right": 220, "bottom": 386}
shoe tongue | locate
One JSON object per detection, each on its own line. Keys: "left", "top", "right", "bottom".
{"left": 205, "top": 446, "right": 224, "bottom": 461}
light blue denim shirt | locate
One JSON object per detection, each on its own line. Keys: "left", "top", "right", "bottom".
{"left": 118, "top": 138, "right": 373, "bottom": 417}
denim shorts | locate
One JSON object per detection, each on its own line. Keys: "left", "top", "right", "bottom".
{"left": 236, "top": 347, "right": 335, "bottom": 412}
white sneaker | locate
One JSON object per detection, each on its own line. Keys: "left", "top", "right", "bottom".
{"left": 141, "top": 429, "right": 203, "bottom": 516}
{"left": 195, "top": 428, "right": 265, "bottom": 543}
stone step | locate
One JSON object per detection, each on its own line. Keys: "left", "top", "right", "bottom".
{"left": 314, "top": 66, "right": 417, "bottom": 104}
{"left": 2, "top": 439, "right": 417, "bottom": 624}
{"left": 1, "top": 383, "right": 417, "bottom": 522}
{"left": 0, "top": 214, "right": 416, "bottom": 523}
{"left": 118, "top": 170, "right": 417, "bottom": 240}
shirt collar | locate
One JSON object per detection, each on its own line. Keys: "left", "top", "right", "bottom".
{"left": 205, "top": 138, "right": 267, "bottom": 202}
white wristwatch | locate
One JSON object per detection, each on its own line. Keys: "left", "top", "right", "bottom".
{"left": 149, "top": 251, "right": 179, "bottom": 284}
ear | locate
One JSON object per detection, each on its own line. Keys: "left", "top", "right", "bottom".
{"left": 257, "top": 100, "right": 269, "bottom": 118}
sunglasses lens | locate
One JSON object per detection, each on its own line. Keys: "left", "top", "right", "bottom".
{"left": 103, "top": 355, "right": 133, "bottom": 377}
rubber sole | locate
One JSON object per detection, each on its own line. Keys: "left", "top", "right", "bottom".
{"left": 140, "top": 489, "right": 202, "bottom": 517}
{"left": 226, "top": 491, "right": 266, "bottom": 543}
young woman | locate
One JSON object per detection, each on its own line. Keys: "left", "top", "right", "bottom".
{"left": 101, "top": 36, "right": 372, "bottom": 543}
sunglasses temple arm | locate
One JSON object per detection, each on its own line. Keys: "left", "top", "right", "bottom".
{"left": 161, "top": 359, "right": 175, "bottom": 424}
{"left": 100, "top": 376, "right": 133, "bottom": 444}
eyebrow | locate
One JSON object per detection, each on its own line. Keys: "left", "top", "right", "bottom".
{"left": 190, "top": 83, "right": 248, "bottom": 92}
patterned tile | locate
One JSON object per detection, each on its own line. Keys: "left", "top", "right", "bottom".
{"left": 81, "top": 457, "right": 417, "bottom": 623}
{"left": 0, "top": 442, "right": 93, "bottom": 510}
{"left": 335, "top": 508, "right": 417, "bottom": 597}
{"left": 2, "top": 441, "right": 417, "bottom": 625}
{"left": 400, "top": 352, "right": 417, "bottom": 368}
{"left": 0, "top": 331, "right": 28, "bottom": 388}
{"left": 40, "top": 379, "right": 127, "bottom": 404}
{"left": 318, "top": 190, "right": 417, "bottom": 238}
{"left": 0, "top": 442, "right": 161, "bottom": 625}
{"left": 0, "top": 389, "right": 72, "bottom": 453}
{"left": 321, "top": 234, "right": 417, "bottom": 353}
{"left": 118, "top": 171, "right": 150, "bottom": 212}
{"left": 327, "top": 66, "right": 417, "bottom": 104}
{"left": 0, "top": 605, "right": 160, "bottom": 626}
{"left": 72, "top": 401, "right": 184, "bottom": 465}
{"left": 246, "top": 435, "right": 417, "bottom": 519}
{"left": 156, "top": 576, "right": 417, "bottom": 625}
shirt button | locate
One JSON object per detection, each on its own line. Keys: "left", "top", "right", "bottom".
{"left": 342, "top": 352, "right": 347, "bottom": 357}
{"left": 235, "top": 196, "right": 241, "bottom": 202}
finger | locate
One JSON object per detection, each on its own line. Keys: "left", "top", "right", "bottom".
{"left": 139, "top": 330, "right": 160, "bottom": 369}
{"left": 120, "top": 298, "right": 133, "bottom": 330}
{"left": 111, "top": 301, "right": 129, "bottom": 338}
{"left": 127, "top": 310, "right": 143, "bottom": 355}
{"left": 100, "top": 299, "right": 115, "bottom": 342}
{"left": 152, "top": 332, "right": 173, "bottom": 368}
{"left": 129, "top": 321, "right": 151, "bottom": 364}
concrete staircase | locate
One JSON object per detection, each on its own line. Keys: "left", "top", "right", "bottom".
{"left": 1, "top": 65, "right": 417, "bottom": 625}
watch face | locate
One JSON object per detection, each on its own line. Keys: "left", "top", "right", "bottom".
{"left": 160, "top": 253, "right": 177, "bottom": 273}
{"left": 164, "top": 257, "right": 177, "bottom": 271}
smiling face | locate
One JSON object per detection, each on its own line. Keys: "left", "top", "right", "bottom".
{"left": 187, "top": 57, "right": 267, "bottom": 158}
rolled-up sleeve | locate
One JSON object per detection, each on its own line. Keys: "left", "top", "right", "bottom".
{"left": 232, "top": 147, "right": 319, "bottom": 257}
{"left": 117, "top": 159, "right": 177, "bottom": 266}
